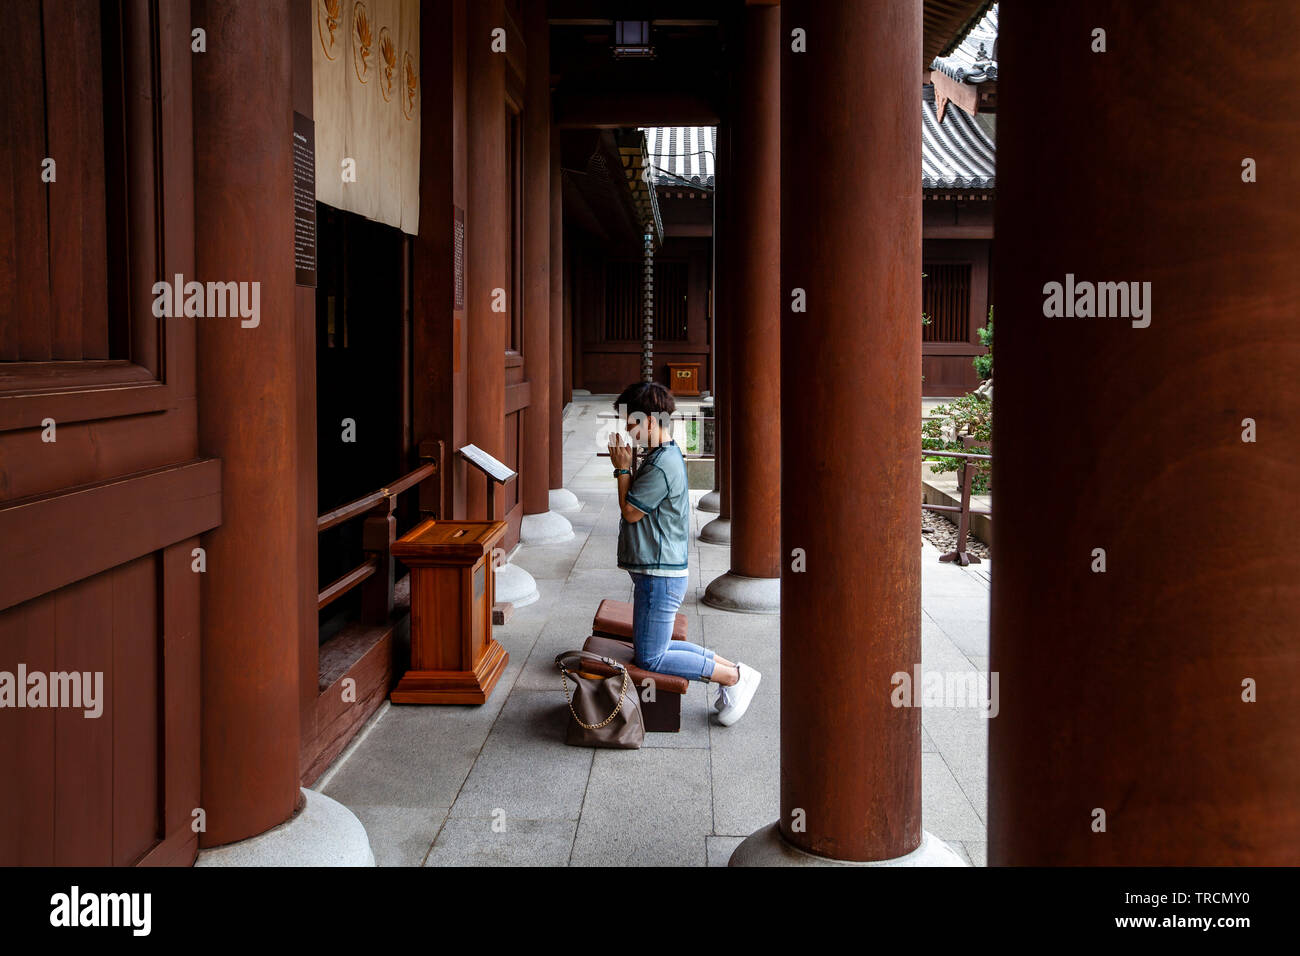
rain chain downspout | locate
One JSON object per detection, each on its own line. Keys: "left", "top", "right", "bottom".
{"left": 642, "top": 229, "right": 654, "bottom": 382}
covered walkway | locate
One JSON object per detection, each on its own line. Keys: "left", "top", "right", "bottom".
{"left": 317, "top": 396, "right": 991, "bottom": 865}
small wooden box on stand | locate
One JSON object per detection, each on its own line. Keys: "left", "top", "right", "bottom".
{"left": 390, "top": 518, "right": 507, "bottom": 704}
{"left": 388, "top": 443, "right": 516, "bottom": 705}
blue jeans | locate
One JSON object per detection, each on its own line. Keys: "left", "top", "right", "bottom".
{"left": 629, "top": 572, "right": 716, "bottom": 681}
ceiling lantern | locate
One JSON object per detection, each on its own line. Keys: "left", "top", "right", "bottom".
{"left": 613, "top": 20, "right": 654, "bottom": 59}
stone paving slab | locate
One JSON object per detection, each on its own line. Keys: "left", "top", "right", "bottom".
{"left": 426, "top": 817, "right": 579, "bottom": 867}
{"left": 570, "top": 748, "right": 713, "bottom": 867}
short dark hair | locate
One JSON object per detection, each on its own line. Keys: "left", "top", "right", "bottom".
{"left": 613, "top": 382, "right": 675, "bottom": 425}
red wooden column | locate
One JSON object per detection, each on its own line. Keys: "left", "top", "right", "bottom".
{"left": 734, "top": 0, "right": 961, "bottom": 865}
{"left": 699, "top": 119, "right": 732, "bottom": 543}
{"left": 465, "top": 0, "right": 507, "bottom": 522}
{"left": 990, "top": 2, "right": 1300, "bottom": 865}
{"left": 413, "top": 0, "right": 469, "bottom": 522}
{"left": 192, "top": 0, "right": 303, "bottom": 846}
{"left": 697, "top": 118, "right": 724, "bottom": 518}
{"left": 547, "top": 122, "right": 579, "bottom": 511}
{"left": 703, "top": 3, "right": 780, "bottom": 613}
{"left": 519, "top": 0, "right": 573, "bottom": 542}
{"left": 547, "top": 120, "right": 582, "bottom": 513}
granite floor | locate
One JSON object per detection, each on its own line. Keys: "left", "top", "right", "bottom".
{"left": 316, "top": 394, "right": 991, "bottom": 866}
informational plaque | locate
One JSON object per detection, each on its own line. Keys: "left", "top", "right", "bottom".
{"left": 453, "top": 206, "right": 466, "bottom": 311}
{"left": 457, "top": 444, "right": 516, "bottom": 484}
{"left": 293, "top": 111, "right": 317, "bottom": 287}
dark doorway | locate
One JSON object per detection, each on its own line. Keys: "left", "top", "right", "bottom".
{"left": 314, "top": 204, "right": 405, "bottom": 638}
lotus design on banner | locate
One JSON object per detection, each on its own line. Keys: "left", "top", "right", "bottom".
{"left": 314, "top": 0, "right": 422, "bottom": 233}
{"left": 379, "top": 27, "right": 397, "bottom": 101}
{"left": 353, "top": 2, "right": 373, "bottom": 83}
{"left": 317, "top": 0, "right": 342, "bottom": 60}
{"left": 402, "top": 51, "right": 418, "bottom": 120}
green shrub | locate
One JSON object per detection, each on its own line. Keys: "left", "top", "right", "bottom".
{"left": 922, "top": 392, "right": 992, "bottom": 494}
{"left": 972, "top": 308, "right": 993, "bottom": 381}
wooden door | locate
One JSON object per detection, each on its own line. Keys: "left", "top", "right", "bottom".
{"left": 0, "top": 0, "right": 215, "bottom": 866}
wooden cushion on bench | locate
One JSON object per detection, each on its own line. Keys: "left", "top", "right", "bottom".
{"left": 592, "top": 598, "right": 688, "bottom": 643}
{"left": 580, "top": 635, "right": 690, "bottom": 696}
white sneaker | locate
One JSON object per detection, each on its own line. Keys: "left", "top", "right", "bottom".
{"left": 716, "top": 663, "right": 761, "bottom": 726}
{"left": 713, "top": 682, "right": 732, "bottom": 712}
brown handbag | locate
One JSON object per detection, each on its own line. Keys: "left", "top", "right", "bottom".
{"left": 555, "top": 650, "right": 645, "bottom": 749}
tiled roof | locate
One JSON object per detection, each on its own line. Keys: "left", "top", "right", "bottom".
{"left": 922, "top": 85, "right": 996, "bottom": 190}
{"left": 644, "top": 126, "right": 716, "bottom": 188}
{"left": 643, "top": 94, "right": 995, "bottom": 196}
{"left": 931, "top": 1, "right": 997, "bottom": 84}
{"left": 924, "top": 0, "right": 997, "bottom": 66}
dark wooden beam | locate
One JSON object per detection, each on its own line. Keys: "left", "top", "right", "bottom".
{"left": 555, "top": 91, "right": 720, "bottom": 128}
{"left": 548, "top": 1, "right": 727, "bottom": 23}
{"left": 922, "top": 224, "right": 993, "bottom": 239}
{"left": 931, "top": 69, "right": 979, "bottom": 122}
{"left": 665, "top": 222, "right": 713, "bottom": 237}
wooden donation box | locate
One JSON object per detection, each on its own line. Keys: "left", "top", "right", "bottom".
{"left": 390, "top": 519, "right": 508, "bottom": 705}
{"left": 667, "top": 362, "right": 701, "bottom": 396}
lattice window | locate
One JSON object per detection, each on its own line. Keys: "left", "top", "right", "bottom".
{"left": 922, "top": 263, "right": 972, "bottom": 343}
{"left": 604, "top": 260, "right": 687, "bottom": 341}
{"left": 656, "top": 262, "right": 687, "bottom": 340}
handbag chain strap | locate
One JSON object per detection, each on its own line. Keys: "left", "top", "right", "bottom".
{"left": 560, "top": 666, "right": 630, "bottom": 730}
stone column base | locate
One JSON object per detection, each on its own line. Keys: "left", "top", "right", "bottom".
{"left": 730, "top": 823, "right": 968, "bottom": 867}
{"left": 495, "top": 561, "right": 540, "bottom": 608}
{"left": 703, "top": 571, "right": 780, "bottom": 614}
{"left": 549, "top": 487, "right": 582, "bottom": 513}
{"left": 520, "top": 510, "right": 575, "bottom": 545}
{"left": 195, "top": 789, "right": 374, "bottom": 867}
{"left": 697, "top": 489, "right": 721, "bottom": 513}
{"left": 699, "top": 515, "right": 731, "bottom": 545}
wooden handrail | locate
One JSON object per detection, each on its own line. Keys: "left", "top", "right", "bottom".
{"left": 317, "top": 461, "right": 438, "bottom": 533}
{"left": 315, "top": 443, "right": 442, "bottom": 617}
{"left": 318, "top": 556, "right": 379, "bottom": 610}
{"left": 921, "top": 437, "right": 992, "bottom": 565}
{"left": 920, "top": 449, "right": 992, "bottom": 462}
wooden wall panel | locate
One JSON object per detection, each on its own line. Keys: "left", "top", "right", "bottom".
{"left": 0, "top": 0, "right": 206, "bottom": 867}
{"left": 44, "top": 0, "right": 111, "bottom": 360}
{"left": 110, "top": 555, "right": 160, "bottom": 865}
{"left": 0, "top": 550, "right": 176, "bottom": 867}
{"left": 1, "top": 0, "right": 114, "bottom": 363}
{"left": 1, "top": 0, "right": 54, "bottom": 361}
{"left": 0, "top": 598, "right": 57, "bottom": 864}
{"left": 51, "top": 569, "right": 114, "bottom": 865}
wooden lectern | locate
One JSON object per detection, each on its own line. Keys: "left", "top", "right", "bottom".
{"left": 390, "top": 518, "right": 508, "bottom": 704}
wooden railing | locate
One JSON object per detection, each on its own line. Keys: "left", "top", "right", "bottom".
{"left": 921, "top": 435, "right": 991, "bottom": 565}
{"left": 317, "top": 440, "right": 443, "bottom": 625}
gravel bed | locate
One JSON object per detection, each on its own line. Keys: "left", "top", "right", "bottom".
{"left": 921, "top": 508, "right": 991, "bottom": 559}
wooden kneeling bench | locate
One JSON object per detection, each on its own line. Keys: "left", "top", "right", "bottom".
{"left": 592, "top": 598, "right": 688, "bottom": 643}
{"left": 580, "top": 635, "right": 689, "bottom": 732}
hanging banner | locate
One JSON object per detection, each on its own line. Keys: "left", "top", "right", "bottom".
{"left": 312, "top": 0, "right": 421, "bottom": 234}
